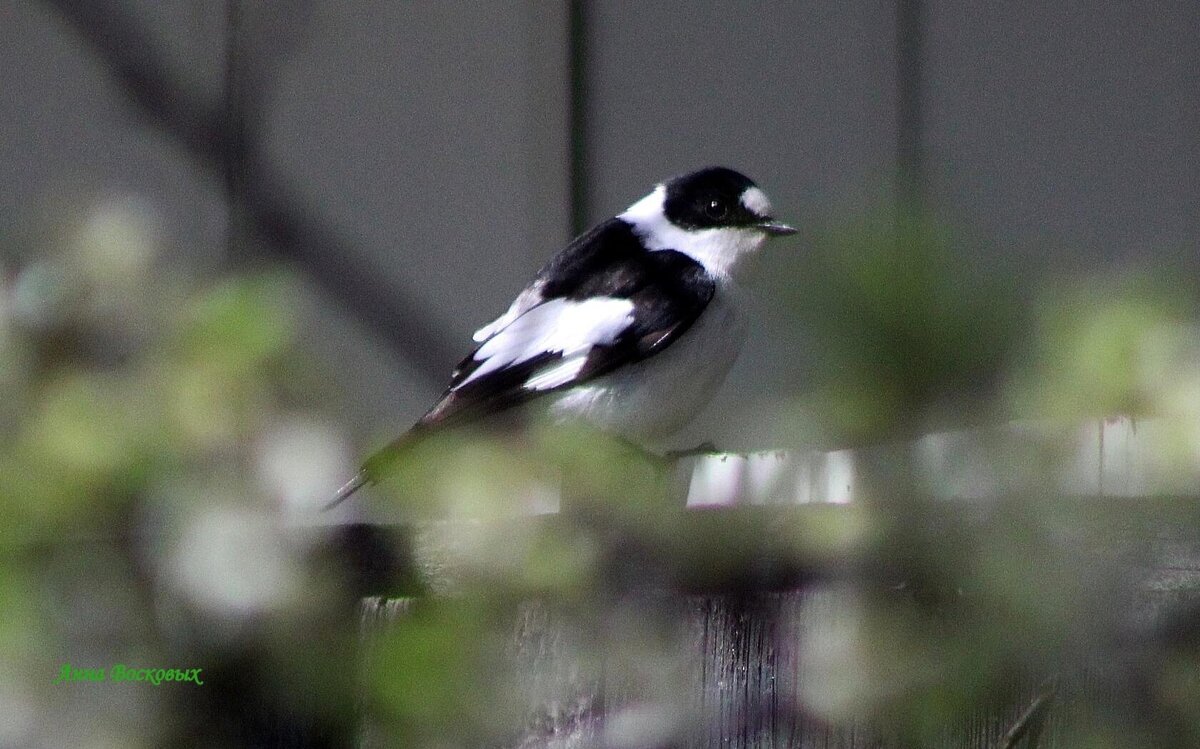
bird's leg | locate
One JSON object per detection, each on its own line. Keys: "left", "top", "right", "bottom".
{"left": 604, "top": 434, "right": 672, "bottom": 467}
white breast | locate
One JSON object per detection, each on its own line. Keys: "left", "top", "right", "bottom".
{"left": 545, "top": 283, "right": 748, "bottom": 443}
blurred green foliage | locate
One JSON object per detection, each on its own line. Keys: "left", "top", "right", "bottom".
{"left": 774, "top": 212, "right": 1023, "bottom": 445}
{"left": 1011, "top": 275, "right": 1200, "bottom": 421}
{"left": 0, "top": 199, "right": 356, "bottom": 746}
{"left": 5, "top": 196, "right": 1200, "bottom": 748}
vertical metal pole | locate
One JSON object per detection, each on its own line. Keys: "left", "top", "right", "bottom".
{"left": 896, "top": 0, "right": 924, "bottom": 213}
{"left": 224, "top": 0, "right": 247, "bottom": 261}
{"left": 567, "top": 0, "right": 589, "bottom": 237}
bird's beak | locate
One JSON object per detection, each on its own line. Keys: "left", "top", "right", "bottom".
{"left": 757, "top": 219, "right": 798, "bottom": 237}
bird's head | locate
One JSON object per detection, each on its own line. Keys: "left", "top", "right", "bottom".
{"left": 619, "top": 166, "right": 797, "bottom": 280}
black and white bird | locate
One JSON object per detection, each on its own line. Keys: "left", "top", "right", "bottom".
{"left": 327, "top": 167, "right": 795, "bottom": 507}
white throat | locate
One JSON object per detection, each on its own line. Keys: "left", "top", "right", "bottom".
{"left": 618, "top": 185, "right": 766, "bottom": 282}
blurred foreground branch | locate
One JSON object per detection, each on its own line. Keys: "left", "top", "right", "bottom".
{"left": 45, "top": 0, "right": 458, "bottom": 384}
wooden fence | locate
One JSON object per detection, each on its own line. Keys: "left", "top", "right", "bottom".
{"left": 347, "top": 416, "right": 1200, "bottom": 748}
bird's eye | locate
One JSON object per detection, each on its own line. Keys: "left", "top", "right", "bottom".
{"left": 704, "top": 198, "right": 729, "bottom": 220}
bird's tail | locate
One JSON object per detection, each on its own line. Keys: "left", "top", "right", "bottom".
{"left": 323, "top": 469, "right": 368, "bottom": 511}
{"left": 321, "top": 424, "right": 433, "bottom": 511}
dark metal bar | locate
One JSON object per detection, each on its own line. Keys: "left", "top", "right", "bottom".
{"left": 567, "top": 0, "right": 589, "bottom": 236}
{"left": 223, "top": 0, "right": 246, "bottom": 263}
{"left": 896, "top": 0, "right": 925, "bottom": 209}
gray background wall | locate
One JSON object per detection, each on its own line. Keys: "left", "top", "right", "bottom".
{"left": 4, "top": 0, "right": 1197, "bottom": 452}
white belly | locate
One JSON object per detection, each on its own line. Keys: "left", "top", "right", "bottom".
{"left": 545, "top": 285, "right": 748, "bottom": 443}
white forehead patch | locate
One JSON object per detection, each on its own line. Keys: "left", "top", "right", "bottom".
{"left": 740, "top": 186, "right": 772, "bottom": 217}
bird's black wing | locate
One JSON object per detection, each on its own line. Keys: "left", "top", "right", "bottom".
{"left": 342, "top": 221, "right": 715, "bottom": 504}
{"left": 417, "top": 220, "right": 715, "bottom": 429}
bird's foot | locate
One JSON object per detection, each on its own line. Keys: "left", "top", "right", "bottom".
{"left": 663, "top": 441, "right": 719, "bottom": 461}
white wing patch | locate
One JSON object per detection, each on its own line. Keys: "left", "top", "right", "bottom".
{"left": 523, "top": 357, "right": 590, "bottom": 391}
{"left": 457, "top": 297, "right": 635, "bottom": 390}
{"left": 472, "top": 281, "right": 545, "bottom": 342}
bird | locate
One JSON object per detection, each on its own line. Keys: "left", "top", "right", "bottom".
{"left": 326, "top": 166, "right": 795, "bottom": 508}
